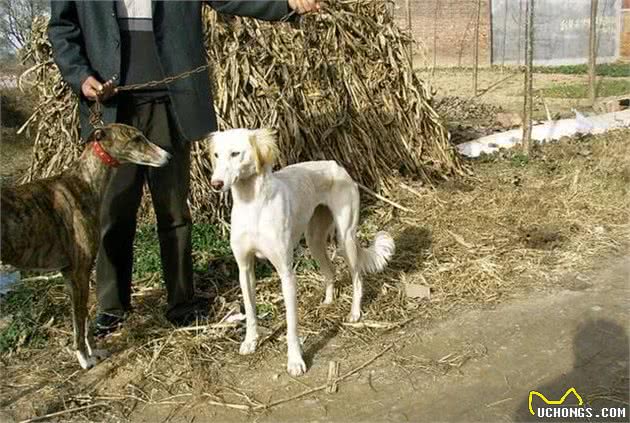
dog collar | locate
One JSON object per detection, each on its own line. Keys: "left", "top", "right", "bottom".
{"left": 92, "top": 141, "right": 120, "bottom": 167}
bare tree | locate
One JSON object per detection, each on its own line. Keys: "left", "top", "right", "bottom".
{"left": 522, "top": 0, "right": 534, "bottom": 155}
{"left": 588, "top": 0, "right": 599, "bottom": 105}
{"left": 405, "top": 0, "right": 412, "bottom": 66}
{"left": 472, "top": 0, "right": 482, "bottom": 95}
{"left": 431, "top": 0, "right": 440, "bottom": 76}
{"left": 0, "top": 0, "right": 48, "bottom": 57}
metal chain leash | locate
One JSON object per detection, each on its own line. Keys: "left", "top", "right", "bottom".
{"left": 89, "top": 9, "right": 298, "bottom": 128}
{"left": 89, "top": 64, "right": 209, "bottom": 128}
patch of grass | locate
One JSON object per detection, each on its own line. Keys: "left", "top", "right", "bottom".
{"left": 134, "top": 223, "right": 319, "bottom": 284}
{"left": 0, "top": 276, "right": 65, "bottom": 353}
{"left": 510, "top": 153, "right": 530, "bottom": 167}
{"left": 534, "top": 63, "right": 630, "bottom": 78}
{"left": 535, "top": 80, "right": 630, "bottom": 99}
{"left": 133, "top": 223, "right": 232, "bottom": 280}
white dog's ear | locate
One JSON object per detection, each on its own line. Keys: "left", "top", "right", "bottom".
{"left": 207, "top": 132, "right": 216, "bottom": 164}
{"left": 249, "top": 128, "right": 278, "bottom": 173}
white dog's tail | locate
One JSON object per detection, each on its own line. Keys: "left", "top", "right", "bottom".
{"left": 358, "top": 231, "right": 395, "bottom": 274}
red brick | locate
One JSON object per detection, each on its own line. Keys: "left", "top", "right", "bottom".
{"left": 622, "top": 11, "right": 630, "bottom": 58}
{"left": 393, "top": 0, "right": 491, "bottom": 67}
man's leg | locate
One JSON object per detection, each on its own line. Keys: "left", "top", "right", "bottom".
{"left": 94, "top": 99, "right": 146, "bottom": 334}
{"left": 142, "top": 98, "right": 200, "bottom": 322}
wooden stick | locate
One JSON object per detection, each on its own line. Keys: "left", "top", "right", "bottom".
{"left": 326, "top": 361, "right": 340, "bottom": 393}
{"left": 342, "top": 318, "right": 414, "bottom": 330}
{"left": 341, "top": 321, "right": 397, "bottom": 329}
{"left": 20, "top": 273, "right": 62, "bottom": 282}
{"left": 358, "top": 184, "right": 412, "bottom": 213}
{"left": 399, "top": 182, "right": 426, "bottom": 199}
{"left": 256, "top": 343, "right": 394, "bottom": 410}
{"left": 19, "top": 403, "right": 107, "bottom": 423}
{"left": 201, "top": 396, "right": 252, "bottom": 411}
{"left": 174, "top": 322, "right": 239, "bottom": 332}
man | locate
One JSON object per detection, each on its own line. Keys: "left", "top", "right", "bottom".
{"left": 49, "top": 0, "right": 319, "bottom": 336}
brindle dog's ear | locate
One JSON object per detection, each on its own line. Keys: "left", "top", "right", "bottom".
{"left": 87, "top": 128, "right": 106, "bottom": 143}
{"left": 132, "top": 133, "right": 151, "bottom": 144}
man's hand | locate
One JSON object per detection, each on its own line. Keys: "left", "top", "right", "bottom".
{"left": 81, "top": 76, "right": 117, "bottom": 101}
{"left": 288, "top": 0, "right": 320, "bottom": 14}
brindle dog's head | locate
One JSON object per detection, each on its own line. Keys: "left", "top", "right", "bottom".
{"left": 87, "top": 124, "right": 170, "bottom": 167}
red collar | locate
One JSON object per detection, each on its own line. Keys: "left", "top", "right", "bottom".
{"left": 92, "top": 141, "right": 120, "bottom": 167}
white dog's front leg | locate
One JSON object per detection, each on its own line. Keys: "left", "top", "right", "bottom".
{"left": 279, "top": 269, "right": 306, "bottom": 376}
{"left": 237, "top": 258, "right": 258, "bottom": 355}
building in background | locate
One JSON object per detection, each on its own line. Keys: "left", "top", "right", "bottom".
{"left": 622, "top": 0, "right": 630, "bottom": 57}
{"left": 394, "top": 0, "right": 629, "bottom": 67}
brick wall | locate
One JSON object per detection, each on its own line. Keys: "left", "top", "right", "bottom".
{"left": 393, "top": 0, "right": 492, "bottom": 67}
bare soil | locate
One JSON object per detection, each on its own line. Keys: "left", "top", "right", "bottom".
{"left": 421, "top": 68, "right": 630, "bottom": 119}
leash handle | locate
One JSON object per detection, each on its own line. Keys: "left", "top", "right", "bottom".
{"left": 89, "top": 98, "right": 105, "bottom": 129}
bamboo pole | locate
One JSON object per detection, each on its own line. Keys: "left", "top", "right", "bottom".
{"left": 522, "top": 0, "right": 534, "bottom": 155}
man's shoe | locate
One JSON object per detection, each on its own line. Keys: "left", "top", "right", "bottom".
{"left": 93, "top": 312, "right": 127, "bottom": 338}
{"left": 166, "top": 297, "right": 210, "bottom": 327}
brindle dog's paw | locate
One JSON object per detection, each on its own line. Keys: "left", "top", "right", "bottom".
{"left": 90, "top": 349, "right": 110, "bottom": 360}
{"left": 76, "top": 349, "right": 109, "bottom": 369}
{"left": 76, "top": 351, "right": 98, "bottom": 369}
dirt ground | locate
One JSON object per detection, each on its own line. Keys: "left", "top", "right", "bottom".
{"left": 1, "top": 68, "right": 629, "bottom": 422}
{"left": 118, "top": 254, "right": 628, "bottom": 423}
{"left": 420, "top": 68, "right": 630, "bottom": 119}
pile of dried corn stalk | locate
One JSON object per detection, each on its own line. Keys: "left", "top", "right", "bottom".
{"left": 20, "top": 1, "right": 463, "bottom": 222}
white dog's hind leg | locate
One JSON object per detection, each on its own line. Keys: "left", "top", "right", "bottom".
{"left": 236, "top": 254, "right": 259, "bottom": 355}
{"left": 306, "top": 206, "right": 336, "bottom": 304}
{"left": 331, "top": 191, "right": 364, "bottom": 323}
{"left": 278, "top": 267, "right": 306, "bottom": 376}
{"left": 343, "top": 236, "right": 363, "bottom": 323}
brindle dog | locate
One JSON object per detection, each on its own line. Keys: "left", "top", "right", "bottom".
{"left": 0, "top": 124, "right": 169, "bottom": 369}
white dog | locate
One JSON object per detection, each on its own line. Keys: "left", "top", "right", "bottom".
{"left": 209, "top": 128, "right": 395, "bottom": 376}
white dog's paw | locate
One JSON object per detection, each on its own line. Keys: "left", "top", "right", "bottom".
{"left": 346, "top": 310, "right": 362, "bottom": 323}
{"left": 239, "top": 338, "right": 258, "bottom": 355}
{"left": 287, "top": 357, "right": 307, "bottom": 376}
{"left": 323, "top": 286, "right": 335, "bottom": 305}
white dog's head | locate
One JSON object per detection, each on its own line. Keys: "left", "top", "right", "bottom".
{"left": 209, "top": 128, "right": 278, "bottom": 192}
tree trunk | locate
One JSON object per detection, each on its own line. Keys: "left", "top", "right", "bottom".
{"left": 522, "top": 0, "right": 534, "bottom": 155}
{"left": 472, "top": 0, "right": 482, "bottom": 96}
{"left": 405, "top": 0, "right": 413, "bottom": 67}
{"left": 431, "top": 1, "right": 440, "bottom": 75}
{"left": 588, "top": 0, "right": 599, "bottom": 105}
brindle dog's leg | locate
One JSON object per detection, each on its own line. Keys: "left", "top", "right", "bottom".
{"left": 63, "top": 267, "right": 108, "bottom": 369}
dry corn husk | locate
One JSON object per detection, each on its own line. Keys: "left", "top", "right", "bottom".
{"left": 20, "top": 1, "right": 463, "bottom": 222}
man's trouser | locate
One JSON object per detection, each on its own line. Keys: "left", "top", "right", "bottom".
{"left": 95, "top": 95, "right": 195, "bottom": 320}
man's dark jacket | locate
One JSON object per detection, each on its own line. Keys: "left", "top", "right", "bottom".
{"left": 49, "top": 1, "right": 292, "bottom": 141}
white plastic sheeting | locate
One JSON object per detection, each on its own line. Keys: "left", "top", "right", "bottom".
{"left": 456, "top": 109, "right": 630, "bottom": 158}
